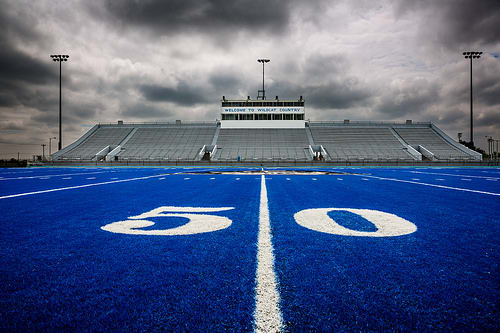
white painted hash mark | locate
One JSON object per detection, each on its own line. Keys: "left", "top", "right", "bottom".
{"left": 254, "top": 175, "right": 283, "bottom": 332}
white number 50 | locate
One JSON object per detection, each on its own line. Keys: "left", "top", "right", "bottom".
{"left": 294, "top": 208, "right": 417, "bottom": 237}
{"left": 101, "top": 206, "right": 234, "bottom": 236}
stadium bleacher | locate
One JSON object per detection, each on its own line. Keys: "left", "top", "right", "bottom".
{"left": 118, "top": 126, "right": 216, "bottom": 160}
{"left": 394, "top": 127, "right": 474, "bottom": 160}
{"left": 53, "top": 121, "right": 481, "bottom": 162}
{"left": 309, "top": 126, "right": 413, "bottom": 160}
{"left": 61, "top": 127, "right": 133, "bottom": 160}
{"left": 213, "top": 129, "right": 310, "bottom": 161}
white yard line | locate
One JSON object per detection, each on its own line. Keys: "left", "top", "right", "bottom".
{"left": 408, "top": 170, "right": 500, "bottom": 180}
{"left": 0, "top": 171, "right": 110, "bottom": 181}
{"left": 0, "top": 173, "right": 172, "bottom": 200}
{"left": 358, "top": 174, "right": 500, "bottom": 196}
{"left": 254, "top": 175, "right": 283, "bottom": 333}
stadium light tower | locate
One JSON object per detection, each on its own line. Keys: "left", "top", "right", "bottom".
{"left": 50, "top": 54, "right": 69, "bottom": 151}
{"left": 462, "top": 51, "right": 482, "bottom": 147}
{"left": 257, "top": 59, "right": 270, "bottom": 100}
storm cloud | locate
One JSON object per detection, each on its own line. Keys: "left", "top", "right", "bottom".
{"left": 0, "top": 0, "right": 499, "bottom": 158}
{"left": 395, "top": 0, "right": 500, "bottom": 49}
{"left": 99, "top": 0, "right": 292, "bottom": 36}
{"left": 140, "top": 82, "right": 210, "bottom": 106}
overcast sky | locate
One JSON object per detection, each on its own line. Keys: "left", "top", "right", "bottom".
{"left": 1, "top": 0, "right": 499, "bottom": 158}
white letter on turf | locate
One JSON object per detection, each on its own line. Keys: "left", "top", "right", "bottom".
{"left": 294, "top": 208, "right": 417, "bottom": 237}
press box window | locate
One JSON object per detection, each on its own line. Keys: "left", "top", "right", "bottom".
{"left": 239, "top": 114, "right": 253, "bottom": 120}
{"left": 222, "top": 114, "right": 237, "bottom": 120}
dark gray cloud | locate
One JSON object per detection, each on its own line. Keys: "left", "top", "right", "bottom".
{"left": 261, "top": 78, "right": 371, "bottom": 110}
{"left": 477, "top": 110, "right": 500, "bottom": 128}
{"left": 139, "top": 81, "right": 210, "bottom": 106}
{"left": 395, "top": 0, "right": 500, "bottom": 49}
{"left": 0, "top": 0, "right": 498, "bottom": 158}
{"left": 0, "top": 47, "right": 55, "bottom": 86}
{"left": 0, "top": 121, "right": 24, "bottom": 131}
{"left": 475, "top": 62, "right": 500, "bottom": 106}
{"left": 375, "top": 79, "right": 440, "bottom": 118}
{"left": 0, "top": 1, "right": 57, "bottom": 111}
{"left": 30, "top": 100, "right": 99, "bottom": 127}
{"left": 265, "top": 54, "right": 372, "bottom": 109}
{"left": 98, "top": 0, "right": 292, "bottom": 36}
{"left": 120, "top": 102, "right": 173, "bottom": 119}
{"left": 209, "top": 73, "right": 243, "bottom": 96}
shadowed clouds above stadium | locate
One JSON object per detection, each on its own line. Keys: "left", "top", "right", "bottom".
{"left": 0, "top": 0, "right": 499, "bottom": 157}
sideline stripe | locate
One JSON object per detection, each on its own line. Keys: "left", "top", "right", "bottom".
{"left": 254, "top": 175, "right": 283, "bottom": 332}
{"left": 409, "top": 170, "right": 500, "bottom": 180}
{"left": 0, "top": 171, "right": 109, "bottom": 181}
{"left": 0, "top": 173, "right": 172, "bottom": 200}
{"left": 359, "top": 174, "right": 500, "bottom": 196}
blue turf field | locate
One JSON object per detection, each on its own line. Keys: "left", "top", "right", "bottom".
{"left": 0, "top": 167, "right": 499, "bottom": 331}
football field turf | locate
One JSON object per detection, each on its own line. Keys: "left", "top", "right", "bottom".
{"left": 0, "top": 166, "right": 498, "bottom": 331}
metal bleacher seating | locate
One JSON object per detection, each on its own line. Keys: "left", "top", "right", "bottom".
{"left": 118, "top": 126, "right": 216, "bottom": 160}
{"left": 55, "top": 121, "right": 479, "bottom": 162}
{"left": 309, "top": 126, "right": 412, "bottom": 160}
{"left": 394, "top": 127, "right": 472, "bottom": 160}
{"left": 62, "top": 127, "right": 133, "bottom": 160}
{"left": 213, "top": 129, "right": 310, "bottom": 161}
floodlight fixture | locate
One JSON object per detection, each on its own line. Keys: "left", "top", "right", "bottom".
{"left": 50, "top": 54, "right": 69, "bottom": 150}
{"left": 463, "top": 51, "right": 482, "bottom": 147}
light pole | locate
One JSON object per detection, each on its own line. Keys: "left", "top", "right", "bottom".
{"left": 49, "top": 136, "right": 56, "bottom": 157}
{"left": 462, "top": 51, "right": 482, "bottom": 147}
{"left": 50, "top": 54, "right": 69, "bottom": 151}
{"left": 41, "top": 144, "right": 46, "bottom": 161}
{"left": 257, "top": 59, "right": 270, "bottom": 100}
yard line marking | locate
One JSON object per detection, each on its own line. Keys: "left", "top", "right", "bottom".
{"left": 409, "top": 170, "right": 500, "bottom": 180}
{"left": 461, "top": 178, "right": 472, "bottom": 181}
{"left": 254, "top": 175, "right": 283, "bottom": 332}
{"left": 357, "top": 175, "right": 500, "bottom": 196}
{"left": 0, "top": 173, "right": 173, "bottom": 200}
{"left": 0, "top": 171, "right": 109, "bottom": 181}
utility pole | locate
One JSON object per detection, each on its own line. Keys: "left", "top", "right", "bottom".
{"left": 41, "top": 144, "right": 46, "bottom": 161}
{"left": 49, "top": 136, "right": 56, "bottom": 157}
